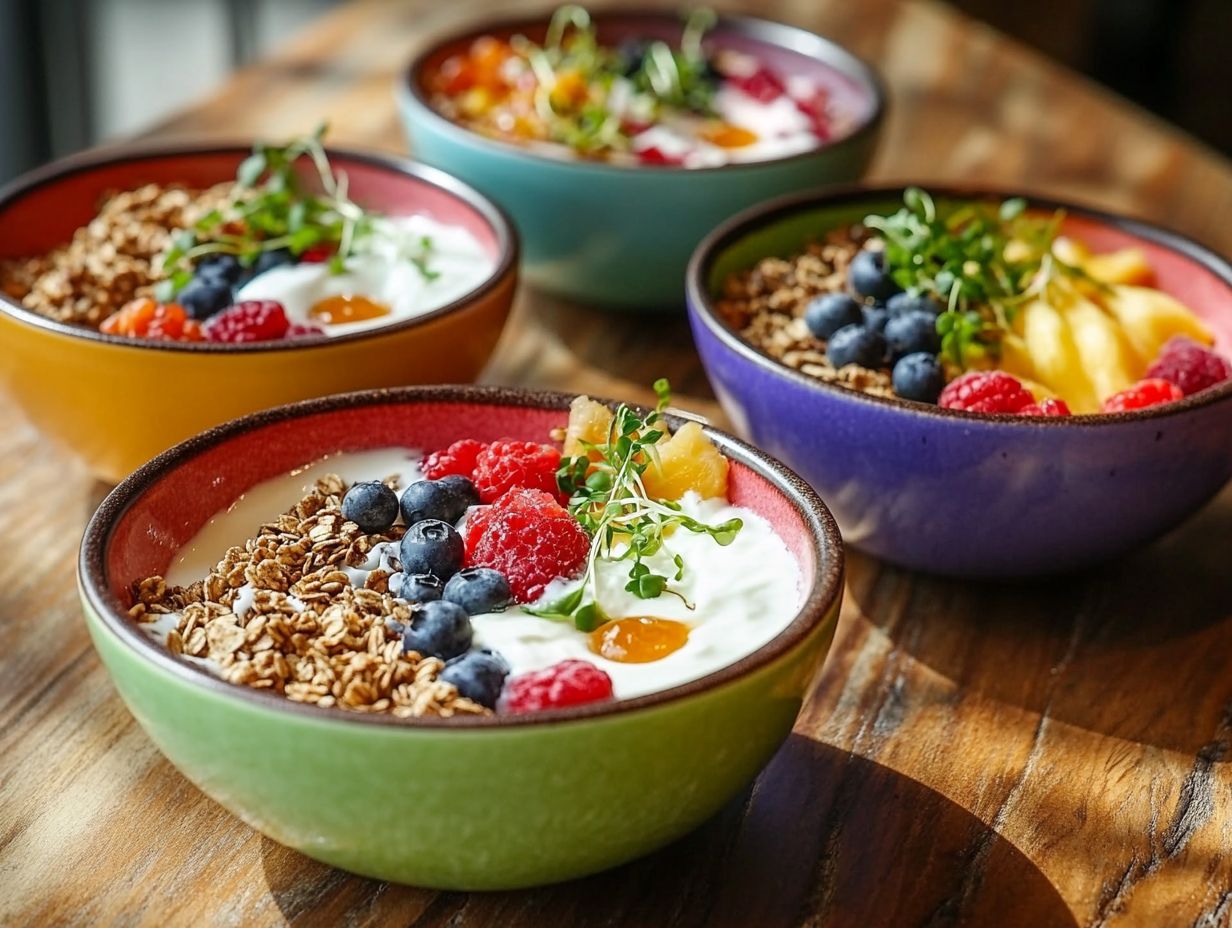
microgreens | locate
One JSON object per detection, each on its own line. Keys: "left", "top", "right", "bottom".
{"left": 155, "top": 125, "right": 436, "bottom": 300}
{"left": 864, "top": 187, "right": 1094, "bottom": 369}
{"left": 528, "top": 379, "right": 743, "bottom": 632}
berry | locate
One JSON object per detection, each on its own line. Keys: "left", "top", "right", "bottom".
{"left": 892, "top": 353, "right": 945, "bottom": 403}
{"left": 341, "top": 481, "right": 399, "bottom": 533}
{"left": 730, "top": 67, "right": 785, "bottom": 103}
{"left": 938, "top": 371, "right": 1036, "bottom": 414}
{"left": 177, "top": 278, "right": 234, "bottom": 320}
{"left": 885, "top": 310, "right": 941, "bottom": 360}
{"left": 203, "top": 300, "right": 290, "bottom": 343}
{"left": 1102, "top": 378, "right": 1184, "bottom": 413}
{"left": 502, "top": 659, "right": 614, "bottom": 714}
{"left": 401, "top": 600, "right": 472, "bottom": 660}
{"left": 637, "top": 146, "right": 683, "bottom": 167}
{"left": 826, "top": 324, "right": 886, "bottom": 369}
{"left": 300, "top": 244, "right": 336, "bottom": 263}
{"left": 444, "top": 567, "right": 513, "bottom": 615}
{"left": 467, "top": 488, "right": 590, "bottom": 602}
{"left": 848, "top": 248, "right": 902, "bottom": 302}
{"left": 862, "top": 305, "right": 890, "bottom": 333}
{"left": 438, "top": 474, "right": 481, "bottom": 514}
{"left": 886, "top": 291, "right": 942, "bottom": 316}
{"left": 253, "top": 247, "right": 295, "bottom": 275}
{"left": 195, "top": 253, "right": 244, "bottom": 285}
{"left": 392, "top": 572, "right": 444, "bottom": 603}
{"left": 422, "top": 439, "right": 486, "bottom": 480}
{"left": 804, "top": 293, "right": 862, "bottom": 340}
{"left": 100, "top": 299, "right": 201, "bottom": 341}
{"left": 286, "top": 322, "right": 325, "bottom": 338}
{"left": 441, "top": 649, "right": 510, "bottom": 708}
{"left": 400, "top": 479, "right": 463, "bottom": 526}
{"left": 473, "top": 440, "right": 563, "bottom": 504}
{"left": 400, "top": 519, "right": 465, "bottom": 580}
{"left": 1020, "top": 398, "right": 1072, "bottom": 417}
{"left": 1145, "top": 336, "right": 1232, "bottom": 396}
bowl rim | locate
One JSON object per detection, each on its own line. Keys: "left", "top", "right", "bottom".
{"left": 0, "top": 142, "right": 519, "bottom": 354}
{"left": 79, "top": 384, "right": 845, "bottom": 729}
{"left": 686, "top": 183, "right": 1232, "bottom": 426}
{"left": 398, "top": 7, "right": 887, "bottom": 176}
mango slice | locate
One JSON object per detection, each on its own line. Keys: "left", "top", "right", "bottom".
{"left": 1021, "top": 297, "right": 1101, "bottom": 413}
{"left": 1101, "top": 285, "right": 1215, "bottom": 363}
{"left": 1058, "top": 291, "right": 1142, "bottom": 400}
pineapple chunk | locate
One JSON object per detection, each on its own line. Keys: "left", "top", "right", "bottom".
{"left": 1059, "top": 291, "right": 1142, "bottom": 400}
{"left": 1102, "top": 285, "right": 1215, "bottom": 363}
{"left": 1021, "top": 298, "right": 1100, "bottom": 413}
{"left": 563, "top": 396, "right": 614, "bottom": 458}
{"left": 641, "top": 421, "right": 728, "bottom": 501}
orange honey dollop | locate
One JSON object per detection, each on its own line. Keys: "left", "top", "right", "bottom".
{"left": 588, "top": 617, "right": 690, "bottom": 664}
{"left": 307, "top": 294, "right": 391, "bottom": 325}
{"left": 701, "top": 123, "right": 759, "bottom": 149}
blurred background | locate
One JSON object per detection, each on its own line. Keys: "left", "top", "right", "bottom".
{"left": 1, "top": 0, "right": 1228, "bottom": 184}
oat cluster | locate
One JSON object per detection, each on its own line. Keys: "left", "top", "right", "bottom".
{"left": 129, "top": 474, "right": 487, "bottom": 719}
{"left": 715, "top": 229, "right": 894, "bottom": 397}
{"left": 0, "top": 181, "right": 234, "bottom": 327}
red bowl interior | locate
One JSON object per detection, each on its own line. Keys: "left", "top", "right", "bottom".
{"left": 104, "top": 396, "right": 821, "bottom": 602}
{"left": 0, "top": 148, "right": 502, "bottom": 261}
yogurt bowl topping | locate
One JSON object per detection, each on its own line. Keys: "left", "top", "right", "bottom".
{"left": 128, "top": 383, "right": 803, "bottom": 716}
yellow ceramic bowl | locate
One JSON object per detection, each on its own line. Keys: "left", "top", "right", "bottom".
{"left": 0, "top": 144, "right": 518, "bottom": 482}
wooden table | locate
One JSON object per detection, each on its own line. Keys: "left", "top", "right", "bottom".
{"left": 3, "top": 0, "right": 1230, "bottom": 924}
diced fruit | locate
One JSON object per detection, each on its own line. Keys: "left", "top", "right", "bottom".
{"left": 441, "top": 649, "right": 510, "bottom": 708}
{"left": 1053, "top": 238, "right": 1154, "bottom": 286}
{"left": 1020, "top": 298, "right": 1100, "bottom": 413}
{"left": 939, "top": 371, "right": 1037, "bottom": 414}
{"left": 826, "top": 323, "right": 886, "bottom": 369}
{"left": 1102, "top": 285, "right": 1214, "bottom": 364}
{"left": 100, "top": 299, "right": 201, "bottom": 342}
{"left": 804, "top": 293, "right": 862, "bottom": 340}
{"left": 502, "top": 659, "right": 614, "bottom": 713}
{"left": 848, "top": 248, "right": 902, "bottom": 302}
{"left": 444, "top": 567, "right": 513, "bottom": 615}
{"left": 1057, "top": 291, "right": 1140, "bottom": 401}
{"left": 1145, "top": 336, "right": 1232, "bottom": 396}
{"left": 401, "top": 600, "right": 472, "bottom": 661}
{"left": 400, "top": 479, "right": 466, "bottom": 527}
{"left": 892, "top": 352, "right": 945, "bottom": 403}
{"left": 422, "top": 439, "right": 486, "bottom": 480}
{"left": 341, "top": 481, "right": 399, "bottom": 533}
{"left": 641, "top": 421, "right": 728, "bottom": 501}
{"left": 563, "top": 396, "right": 614, "bottom": 458}
{"left": 1102, "top": 378, "right": 1184, "bottom": 413}
{"left": 885, "top": 310, "right": 941, "bottom": 360}
{"left": 466, "top": 488, "right": 590, "bottom": 602}
{"left": 473, "top": 440, "right": 562, "bottom": 503}
{"left": 392, "top": 572, "right": 444, "bottom": 603}
{"left": 1020, "top": 398, "right": 1071, "bottom": 416}
{"left": 202, "top": 300, "right": 290, "bottom": 343}
{"left": 399, "top": 519, "right": 465, "bottom": 581}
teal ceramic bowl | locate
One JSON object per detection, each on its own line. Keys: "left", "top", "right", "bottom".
{"left": 397, "top": 10, "right": 885, "bottom": 310}
{"left": 79, "top": 385, "right": 843, "bottom": 889}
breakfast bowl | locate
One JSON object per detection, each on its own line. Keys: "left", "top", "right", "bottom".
{"left": 687, "top": 185, "right": 1232, "bottom": 577}
{"left": 398, "top": 7, "right": 884, "bottom": 310}
{"left": 0, "top": 142, "right": 518, "bottom": 483}
{"left": 79, "top": 384, "right": 843, "bottom": 889}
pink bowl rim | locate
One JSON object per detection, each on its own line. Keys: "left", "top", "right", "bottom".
{"left": 79, "top": 385, "right": 845, "bottom": 730}
{"left": 686, "top": 182, "right": 1232, "bottom": 427}
{"left": 399, "top": 7, "right": 888, "bottom": 176}
{"left": 0, "top": 142, "right": 519, "bottom": 354}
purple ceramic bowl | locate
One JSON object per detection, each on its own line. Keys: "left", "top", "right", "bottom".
{"left": 686, "top": 186, "right": 1232, "bottom": 577}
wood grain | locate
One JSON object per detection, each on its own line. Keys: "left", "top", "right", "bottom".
{"left": 2, "top": 0, "right": 1230, "bottom": 925}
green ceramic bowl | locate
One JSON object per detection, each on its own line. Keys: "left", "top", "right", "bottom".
{"left": 79, "top": 386, "right": 843, "bottom": 889}
{"left": 397, "top": 10, "right": 885, "bottom": 310}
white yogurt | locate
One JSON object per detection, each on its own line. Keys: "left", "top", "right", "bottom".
{"left": 157, "top": 448, "right": 803, "bottom": 700}
{"left": 232, "top": 215, "right": 494, "bottom": 335}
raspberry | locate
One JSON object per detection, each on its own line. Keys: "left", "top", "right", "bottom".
{"left": 938, "top": 371, "right": 1036, "bottom": 414}
{"left": 1019, "top": 398, "right": 1071, "bottom": 417}
{"left": 473, "top": 440, "right": 562, "bottom": 503}
{"left": 300, "top": 244, "right": 336, "bottom": 264}
{"left": 422, "top": 438, "right": 487, "bottom": 480}
{"left": 1102, "top": 378, "right": 1184, "bottom": 413}
{"left": 1145, "top": 337, "right": 1232, "bottom": 396}
{"left": 730, "top": 67, "right": 785, "bottom": 103}
{"left": 502, "top": 659, "right": 614, "bottom": 713}
{"left": 286, "top": 322, "right": 325, "bottom": 338}
{"left": 203, "top": 300, "right": 290, "bottom": 343}
{"left": 467, "top": 488, "right": 589, "bottom": 602}
{"left": 637, "top": 146, "right": 683, "bottom": 167}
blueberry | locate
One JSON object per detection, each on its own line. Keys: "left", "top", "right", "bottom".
{"left": 176, "top": 278, "right": 233, "bottom": 320}
{"left": 341, "top": 481, "right": 399, "bottom": 533}
{"left": 441, "top": 648, "right": 510, "bottom": 708}
{"left": 401, "top": 600, "right": 472, "bottom": 660}
{"left": 400, "top": 479, "right": 463, "bottom": 527}
{"left": 892, "top": 353, "right": 945, "bottom": 403}
{"left": 887, "top": 291, "right": 943, "bottom": 316}
{"left": 848, "top": 248, "right": 902, "bottom": 302}
{"left": 437, "top": 474, "right": 480, "bottom": 515}
{"left": 617, "top": 39, "right": 649, "bottom": 76}
{"left": 803, "top": 293, "right": 862, "bottom": 340}
{"left": 862, "top": 305, "right": 890, "bottom": 333}
{"left": 885, "top": 310, "right": 942, "bottom": 360}
{"left": 391, "top": 572, "right": 444, "bottom": 603}
{"left": 399, "top": 519, "right": 464, "bottom": 580}
{"left": 826, "top": 324, "right": 887, "bottom": 369}
{"left": 444, "top": 567, "right": 512, "bottom": 615}
{"left": 253, "top": 247, "right": 295, "bottom": 276}
{"left": 195, "top": 253, "right": 244, "bottom": 285}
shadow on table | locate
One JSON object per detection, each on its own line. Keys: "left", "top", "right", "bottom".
{"left": 258, "top": 734, "right": 1074, "bottom": 927}
{"left": 850, "top": 491, "right": 1232, "bottom": 757}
